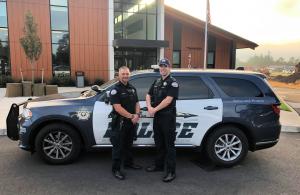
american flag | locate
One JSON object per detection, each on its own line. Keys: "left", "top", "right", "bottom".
{"left": 207, "top": 0, "right": 211, "bottom": 24}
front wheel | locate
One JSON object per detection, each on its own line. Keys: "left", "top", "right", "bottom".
{"left": 205, "top": 125, "right": 248, "bottom": 167}
{"left": 35, "top": 123, "right": 82, "bottom": 164}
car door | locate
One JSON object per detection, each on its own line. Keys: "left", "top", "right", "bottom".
{"left": 174, "top": 76, "right": 223, "bottom": 146}
{"left": 92, "top": 75, "right": 158, "bottom": 145}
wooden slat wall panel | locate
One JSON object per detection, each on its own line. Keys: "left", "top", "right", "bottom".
{"left": 164, "top": 16, "right": 173, "bottom": 63}
{"left": 165, "top": 12, "right": 233, "bottom": 69}
{"left": 69, "top": 0, "right": 108, "bottom": 82}
{"left": 164, "top": 15, "right": 204, "bottom": 68}
{"left": 7, "top": 0, "right": 52, "bottom": 81}
{"left": 181, "top": 24, "right": 204, "bottom": 68}
{"left": 215, "top": 38, "right": 230, "bottom": 69}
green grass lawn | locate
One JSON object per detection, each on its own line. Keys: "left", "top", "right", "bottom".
{"left": 280, "top": 101, "right": 292, "bottom": 112}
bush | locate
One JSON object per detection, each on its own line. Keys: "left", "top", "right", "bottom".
{"left": 50, "top": 76, "right": 75, "bottom": 87}
{"left": 0, "top": 75, "right": 14, "bottom": 87}
{"left": 93, "top": 78, "right": 105, "bottom": 86}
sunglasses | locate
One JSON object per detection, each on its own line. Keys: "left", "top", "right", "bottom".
{"left": 159, "top": 64, "right": 169, "bottom": 67}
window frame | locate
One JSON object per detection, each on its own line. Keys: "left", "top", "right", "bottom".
{"left": 49, "top": 0, "right": 70, "bottom": 77}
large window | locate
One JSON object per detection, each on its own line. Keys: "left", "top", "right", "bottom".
{"left": 114, "top": 0, "right": 157, "bottom": 40}
{"left": 0, "top": 0, "right": 10, "bottom": 76}
{"left": 50, "top": 0, "right": 70, "bottom": 76}
{"left": 176, "top": 77, "right": 214, "bottom": 100}
{"left": 212, "top": 77, "right": 263, "bottom": 97}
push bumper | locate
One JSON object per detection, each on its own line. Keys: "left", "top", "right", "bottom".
{"left": 6, "top": 103, "right": 20, "bottom": 141}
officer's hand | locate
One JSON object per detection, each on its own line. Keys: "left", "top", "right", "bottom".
{"left": 131, "top": 114, "right": 139, "bottom": 124}
{"left": 148, "top": 107, "right": 156, "bottom": 117}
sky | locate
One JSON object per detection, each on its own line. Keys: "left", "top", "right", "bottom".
{"left": 165, "top": 0, "right": 300, "bottom": 61}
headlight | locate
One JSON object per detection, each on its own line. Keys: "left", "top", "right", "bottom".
{"left": 22, "top": 108, "right": 32, "bottom": 119}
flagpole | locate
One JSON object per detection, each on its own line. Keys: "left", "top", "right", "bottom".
{"left": 203, "top": 0, "right": 209, "bottom": 69}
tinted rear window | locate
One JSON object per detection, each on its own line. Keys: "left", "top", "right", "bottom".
{"left": 212, "top": 77, "right": 263, "bottom": 97}
{"left": 176, "top": 77, "right": 214, "bottom": 99}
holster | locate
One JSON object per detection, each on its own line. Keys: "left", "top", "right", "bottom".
{"left": 111, "top": 113, "right": 123, "bottom": 132}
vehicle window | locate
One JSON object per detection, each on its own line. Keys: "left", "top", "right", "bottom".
{"left": 176, "top": 77, "right": 214, "bottom": 100}
{"left": 130, "top": 76, "right": 158, "bottom": 101}
{"left": 212, "top": 77, "right": 263, "bottom": 97}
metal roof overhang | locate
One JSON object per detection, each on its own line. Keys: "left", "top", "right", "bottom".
{"left": 113, "top": 39, "right": 169, "bottom": 48}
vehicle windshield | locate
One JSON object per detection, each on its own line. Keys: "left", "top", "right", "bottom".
{"left": 99, "top": 78, "right": 118, "bottom": 89}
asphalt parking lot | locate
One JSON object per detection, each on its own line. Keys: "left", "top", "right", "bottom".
{"left": 0, "top": 132, "right": 299, "bottom": 195}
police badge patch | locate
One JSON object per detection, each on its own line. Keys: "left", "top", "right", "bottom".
{"left": 171, "top": 82, "right": 178, "bottom": 87}
{"left": 110, "top": 89, "right": 117, "bottom": 95}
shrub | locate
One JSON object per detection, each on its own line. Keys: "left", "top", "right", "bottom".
{"left": 50, "top": 76, "right": 75, "bottom": 87}
{"left": 93, "top": 78, "right": 105, "bottom": 86}
{"left": 0, "top": 75, "right": 14, "bottom": 87}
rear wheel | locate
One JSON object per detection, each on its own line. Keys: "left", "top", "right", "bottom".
{"left": 205, "top": 125, "right": 248, "bottom": 167}
{"left": 35, "top": 123, "right": 82, "bottom": 164}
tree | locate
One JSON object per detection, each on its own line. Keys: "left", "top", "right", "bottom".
{"left": 19, "top": 11, "right": 42, "bottom": 83}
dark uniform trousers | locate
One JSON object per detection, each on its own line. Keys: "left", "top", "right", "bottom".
{"left": 110, "top": 118, "right": 135, "bottom": 171}
{"left": 153, "top": 112, "right": 176, "bottom": 173}
{"left": 109, "top": 82, "right": 139, "bottom": 172}
{"left": 148, "top": 75, "right": 179, "bottom": 174}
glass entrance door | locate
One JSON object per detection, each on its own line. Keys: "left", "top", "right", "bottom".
{"left": 114, "top": 48, "right": 157, "bottom": 71}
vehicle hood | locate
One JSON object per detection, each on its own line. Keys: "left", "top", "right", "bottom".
{"left": 30, "top": 92, "right": 82, "bottom": 102}
{"left": 24, "top": 92, "right": 94, "bottom": 109}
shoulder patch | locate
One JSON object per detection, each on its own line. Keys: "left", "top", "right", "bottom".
{"left": 171, "top": 82, "right": 178, "bottom": 87}
{"left": 110, "top": 89, "right": 117, "bottom": 95}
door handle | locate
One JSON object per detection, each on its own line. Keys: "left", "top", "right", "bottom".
{"left": 204, "top": 106, "right": 218, "bottom": 110}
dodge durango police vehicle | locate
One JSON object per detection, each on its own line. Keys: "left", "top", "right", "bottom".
{"left": 6, "top": 69, "right": 281, "bottom": 167}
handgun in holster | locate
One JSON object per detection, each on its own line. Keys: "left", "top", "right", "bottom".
{"left": 111, "top": 112, "right": 123, "bottom": 132}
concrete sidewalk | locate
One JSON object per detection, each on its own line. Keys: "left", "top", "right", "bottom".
{"left": 0, "top": 87, "right": 300, "bottom": 136}
{"left": 0, "top": 87, "right": 90, "bottom": 135}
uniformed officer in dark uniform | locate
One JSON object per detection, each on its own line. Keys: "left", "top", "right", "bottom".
{"left": 145, "top": 58, "right": 179, "bottom": 182}
{"left": 109, "top": 66, "right": 142, "bottom": 180}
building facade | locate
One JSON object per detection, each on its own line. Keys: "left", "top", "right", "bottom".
{"left": 0, "top": 0, "right": 257, "bottom": 83}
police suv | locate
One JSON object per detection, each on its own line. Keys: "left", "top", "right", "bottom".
{"left": 6, "top": 69, "right": 281, "bottom": 167}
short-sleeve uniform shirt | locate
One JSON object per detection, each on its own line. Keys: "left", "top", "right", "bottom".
{"left": 110, "top": 82, "right": 138, "bottom": 115}
{"left": 148, "top": 74, "right": 179, "bottom": 114}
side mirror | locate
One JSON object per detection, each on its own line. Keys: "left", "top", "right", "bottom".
{"left": 91, "top": 85, "right": 101, "bottom": 92}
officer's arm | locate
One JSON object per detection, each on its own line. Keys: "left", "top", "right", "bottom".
{"left": 135, "top": 102, "right": 140, "bottom": 115}
{"left": 146, "top": 94, "right": 152, "bottom": 109}
{"left": 113, "top": 104, "right": 134, "bottom": 119}
{"left": 153, "top": 96, "right": 173, "bottom": 112}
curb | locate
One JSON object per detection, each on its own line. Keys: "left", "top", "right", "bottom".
{"left": 281, "top": 125, "right": 300, "bottom": 133}
{"left": 0, "top": 129, "right": 6, "bottom": 136}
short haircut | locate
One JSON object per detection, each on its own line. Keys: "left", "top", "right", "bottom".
{"left": 118, "top": 66, "right": 130, "bottom": 72}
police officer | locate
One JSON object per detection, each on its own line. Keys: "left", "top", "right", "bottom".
{"left": 109, "top": 66, "right": 142, "bottom": 180}
{"left": 145, "top": 58, "right": 179, "bottom": 182}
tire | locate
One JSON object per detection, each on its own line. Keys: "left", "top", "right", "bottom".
{"left": 205, "top": 125, "right": 248, "bottom": 167}
{"left": 35, "top": 123, "right": 82, "bottom": 164}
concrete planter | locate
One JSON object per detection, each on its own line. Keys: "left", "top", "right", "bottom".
{"left": 5, "top": 83, "right": 22, "bottom": 97}
{"left": 33, "top": 83, "right": 45, "bottom": 96}
{"left": 22, "top": 81, "right": 32, "bottom": 96}
{"left": 45, "top": 85, "right": 58, "bottom": 95}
